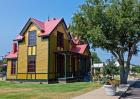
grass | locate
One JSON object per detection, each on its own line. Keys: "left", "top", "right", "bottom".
{"left": 136, "top": 73, "right": 140, "bottom": 77}
{"left": 0, "top": 81, "right": 102, "bottom": 99}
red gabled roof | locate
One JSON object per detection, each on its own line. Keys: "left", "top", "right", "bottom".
{"left": 71, "top": 44, "right": 88, "bottom": 54}
{"left": 14, "top": 18, "right": 64, "bottom": 41}
{"left": 5, "top": 51, "right": 17, "bottom": 59}
{"left": 5, "top": 42, "right": 18, "bottom": 59}
{"left": 33, "top": 18, "right": 63, "bottom": 36}
{"left": 14, "top": 35, "right": 24, "bottom": 41}
{"left": 72, "top": 38, "right": 80, "bottom": 45}
{"left": 40, "top": 18, "right": 62, "bottom": 36}
{"left": 32, "top": 18, "right": 45, "bottom": 30}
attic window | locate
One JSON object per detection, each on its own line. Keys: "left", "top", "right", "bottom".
{"left": 57, "top": 31, "right": 64, "bottom": 48}
{"left": 28, "top": 30, "right": 36, "bottom": 46}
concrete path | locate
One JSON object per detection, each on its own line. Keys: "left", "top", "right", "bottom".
{"left": 0, "top": 76, "right": 6, "bottom": 81}
{"left": 72, "top": 79, "right": 137, "bottom": 99}
{"left": 120, "top": 80, "right": 140, "bottom": 99}
{"left": 72, "top": 86, "right": 119, "bottom": 99}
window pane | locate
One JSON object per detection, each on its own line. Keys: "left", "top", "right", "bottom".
{"left": 57, "top": 31, "right": 64, "bottom": 48}
{"left": 28, "top": 56, "right": 36, "bottom": 72}
{"left": 11, "top": 60, "right": 16, "bottom": 74}
{"left": 28, "top": 31, "right": 36, "bottom": 46}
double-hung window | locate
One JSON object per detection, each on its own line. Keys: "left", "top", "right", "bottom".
{"left": 28, "top": 56, "right": 36, "bottom": 72}
{"left": 28, "top": 30, "right": 36, "bottom": 46}
{"left": 11, "top": 60, "right": 16, "bottom": 74}
{"left": 57, "top": 31, "right": 64, "bottom": 48}
{"left": 28, "top": 30, "right": 36, "bottom": 73}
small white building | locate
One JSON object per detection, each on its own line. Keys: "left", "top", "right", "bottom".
{"left": 92, "top": 63, "right": 105, "bottom": 68}
{"left": 91, "top": 61, "right": 136, "bottom": 76}
{"left": 91, "top": 63, "right": 105, "bottom": 76}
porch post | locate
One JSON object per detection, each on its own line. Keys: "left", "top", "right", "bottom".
{"left": 90, "top": 57, "right": 93, "bottom": 76}
{"left": 64, "top": 54, "right": 67, "bottom": 78}
{"left": 55, "top": 53, "right": 57, "bottom": 78}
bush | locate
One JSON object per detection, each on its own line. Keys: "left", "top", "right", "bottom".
{"left": 131, "top": 66, "right": 140, "bottom": 73}
{"left": 101, "top": 76, "right": 120, "bottom": 86}
{"left": 103, "top": 58, "right": 119, "bottom": 79}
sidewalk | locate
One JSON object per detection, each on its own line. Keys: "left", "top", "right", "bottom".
{"left": 0, "top": 76, "right": 6, "bottom": 81}
{"left": 72, "top": 79, "right": 137, "bottom": 99}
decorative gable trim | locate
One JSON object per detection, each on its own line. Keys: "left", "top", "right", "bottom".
{"left": 14, "top": 18, "right": 71, "bottom": 41}
{"left": 19, "top": 18, "right": 43, "bottom": 36}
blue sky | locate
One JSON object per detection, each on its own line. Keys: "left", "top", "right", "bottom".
{"left": 0, "top": 0, "right": 139, "bottom": 65}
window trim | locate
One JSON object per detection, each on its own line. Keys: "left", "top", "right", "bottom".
{"left": 57, "top": 31, "right": 64, "bottom": 48}
{"left": 11, "top": 60, "right": 16, "bottom": 75}
{"left": 27, "top": 56, "right": 36, "bottom": 73}
{"left": 28, "top": 30, "right": 37, "bottom": 46}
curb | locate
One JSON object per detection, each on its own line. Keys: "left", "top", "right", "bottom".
{"left": 118, "top": 80, "right": 137, "bottom": 99}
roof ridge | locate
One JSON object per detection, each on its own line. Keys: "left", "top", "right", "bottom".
{"left": 31, "top": 18, "right": 43, "bottom": 23}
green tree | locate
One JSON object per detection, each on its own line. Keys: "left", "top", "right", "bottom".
{"left": 131, "top": 66, "right": 140, "bottom": 73}
{"left": 91, "top": 52, "right": 102, "bottom": 63}
{"left": 103, "top": 58, "right": 119, "bottom": 79}
{"left": 70, "top": 0, "right": 140, "bottom": 84}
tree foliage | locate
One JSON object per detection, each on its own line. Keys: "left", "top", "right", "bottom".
{"left": 103, "top": 58, "right": 119, "bottom": 78}
{"left": 131, "top": 66, "right": 140, "bottom": 73}
{"left": 91, "top": 52, "right": 102, "bottom": 63}
{"left": 70, "top": 0, "right": 140, "bottom": 84}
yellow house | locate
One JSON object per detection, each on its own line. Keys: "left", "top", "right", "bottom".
{"left": 5, "top": 18, "right": 91, "bottom": 83}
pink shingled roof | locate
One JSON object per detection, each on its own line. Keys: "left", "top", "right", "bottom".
{"left": 14, "top": 18, "right": 63, "bottom": 40}
{"left": 71, "top": 44, "right": 88, "bottom": 54}
{"left": 31, "top": 18, "right": 62, "bottom": 36}
{"left": 5, "top": 51, "right": 17, "bottom": 59}
{"left": 32, "top": 18, "right": 45, "bottom": 30}
{"left": 72, "top": 39, "right": 80, "bottom": 44}
{"left": 14, "top": 35, "right": 24, "bottom": 41}
{"left": 40, "top": 18, "right": 62, "bottom": 36}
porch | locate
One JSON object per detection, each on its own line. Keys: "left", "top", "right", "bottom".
{"left": 54, "top": 51, "right": 92, "bottom": 83}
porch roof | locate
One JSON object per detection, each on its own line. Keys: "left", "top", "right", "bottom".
{"left": 71, "top": 44, "right": 88, "bottom": 54}
{"left": 55, "top": 51, "right": 91, "bottom": 57}
{"left": 4, "top": 51, "right": 17, "bottom": 59}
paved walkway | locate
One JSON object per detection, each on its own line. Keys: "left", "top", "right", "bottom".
{"left": 120, "top": 80, "right": 140, "bottom": 99}
{"left": 0, "top": 76, "right": 6, "bottom": 81}
{"left": 72, "top": 79, "right": 137, "bottom": 99}
{"left": 73, "top": 86, "right": 119, "bottom": 99}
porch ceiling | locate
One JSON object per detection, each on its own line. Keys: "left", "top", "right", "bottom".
{"left": 55, "top": 51, "right": 91, "bottom": 58}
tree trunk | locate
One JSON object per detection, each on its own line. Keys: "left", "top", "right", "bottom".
{"left": 120, "top": 63, "right": 130, "bottom": 84}
{"left": 111, "top": 50, "right": 132, "bottom": 84}
{"left": 120, "top": 69, "right": 129, "bottom": 84}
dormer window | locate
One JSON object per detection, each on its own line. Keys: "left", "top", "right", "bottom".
{"left": 57, "top": 31, "right": 64, "bottom": 48}
{"left": 28, "top": 30, "right": 36, "bottom": 46}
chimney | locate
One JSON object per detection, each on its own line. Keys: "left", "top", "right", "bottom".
{"left": 13, "top": 42, "right": 17, "bottom": 53}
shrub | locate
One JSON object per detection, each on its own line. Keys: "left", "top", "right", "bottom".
{"left": 103, "top": 58, "right": 119, "bottom": 79}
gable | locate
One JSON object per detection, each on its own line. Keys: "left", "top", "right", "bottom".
{"left": 20, "top": 18, "right": 43, "bottom": 36}
{"left": 23, "top": 23, "right": 40, "bottom": 38}
{"left": 50, "top": 21, "right": 69, "bottom": 40}
{"left": 17, "top": 23, "right": 42, "bottom": 46}
{"left": 49, "top": 20, "right": 70, "bottom": 51}
{"left": 15, "top": 18, "right": 67, "bottom": 41}
{"left": 83, "top": 46, "right": 91, "bottom": 56}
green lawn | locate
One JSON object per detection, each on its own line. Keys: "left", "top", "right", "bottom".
{"left": 0, "top": 81, "right": 101, "bottom": 99}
